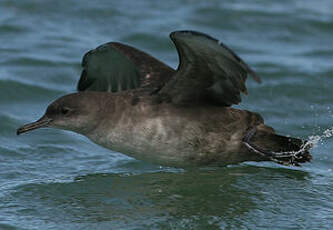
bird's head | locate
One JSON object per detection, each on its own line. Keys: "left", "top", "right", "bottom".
{"left": 17, "top": 92, "right": 102, "bottom": 135}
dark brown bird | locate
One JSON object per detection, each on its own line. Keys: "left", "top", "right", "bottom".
{"left": 17, "top": 31, "right": 312, "bottom": 167}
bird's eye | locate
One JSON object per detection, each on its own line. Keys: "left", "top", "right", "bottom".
{"left": 61, "top": 107, "right": 71, "bottom": 115}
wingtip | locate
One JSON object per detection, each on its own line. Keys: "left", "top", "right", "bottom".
{"left": 170, "top": 30, "right": 219, "bottom": 43}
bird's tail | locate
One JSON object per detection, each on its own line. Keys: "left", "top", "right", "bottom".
{"left": 243, "top": 126, "right": 312, "bottom": 166}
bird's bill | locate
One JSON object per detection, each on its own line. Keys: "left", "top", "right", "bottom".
{"left": 16, "top": 116, "right": 52, "bottom": 135}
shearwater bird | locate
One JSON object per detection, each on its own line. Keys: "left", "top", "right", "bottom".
{"left": 17, "top": 31, "right": 312, "bottom": 167}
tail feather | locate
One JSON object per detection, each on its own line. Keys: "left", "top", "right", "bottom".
{"left": 243, "top": 127, "right": 312, "bottom": 166}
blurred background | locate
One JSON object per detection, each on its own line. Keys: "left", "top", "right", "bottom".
{"left": 0, "top": 0, "right": 332, "bottom": 229}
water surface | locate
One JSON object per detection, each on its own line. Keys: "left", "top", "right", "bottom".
{"left": 0, "top": 0, "right": 332, "bottom": 229}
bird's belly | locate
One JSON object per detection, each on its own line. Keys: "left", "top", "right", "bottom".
{"left": 93, "top": 129, "right": 197, "bottom": 167}
{"left": 88, "top": 117, "right": 248, "bottom": 167}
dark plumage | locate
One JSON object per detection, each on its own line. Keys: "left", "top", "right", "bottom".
{"left": 17, "top": 30, "right": 312, "bottom": 167}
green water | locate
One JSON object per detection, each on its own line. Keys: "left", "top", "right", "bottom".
{"left": 0, "top": 0, "right": 332, "bottom": 229}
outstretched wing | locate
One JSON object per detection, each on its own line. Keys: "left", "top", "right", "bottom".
{"left": 159, "top": 31, "right": 261, "bottom": 106}
{"left": 78, "top": 42, "right": 175, "bottom": 93}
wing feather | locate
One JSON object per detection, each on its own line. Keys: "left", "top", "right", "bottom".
{"left": 159, "top": 31, "right": 261, "bottom": 106}
{"left": 78, "top": 42, "right": 175, "bottom": 93}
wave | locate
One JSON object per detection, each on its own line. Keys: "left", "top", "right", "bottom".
{"left": 0, "top": 79, "right": 63, "bottom": 101}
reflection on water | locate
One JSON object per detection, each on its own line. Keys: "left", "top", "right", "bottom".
{"left": 3, "top": 166, "right": 310, "bottom": 229}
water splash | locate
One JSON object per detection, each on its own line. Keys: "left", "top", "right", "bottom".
{"left": 307, "top": 127, "right": 333, "bottom": 148}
